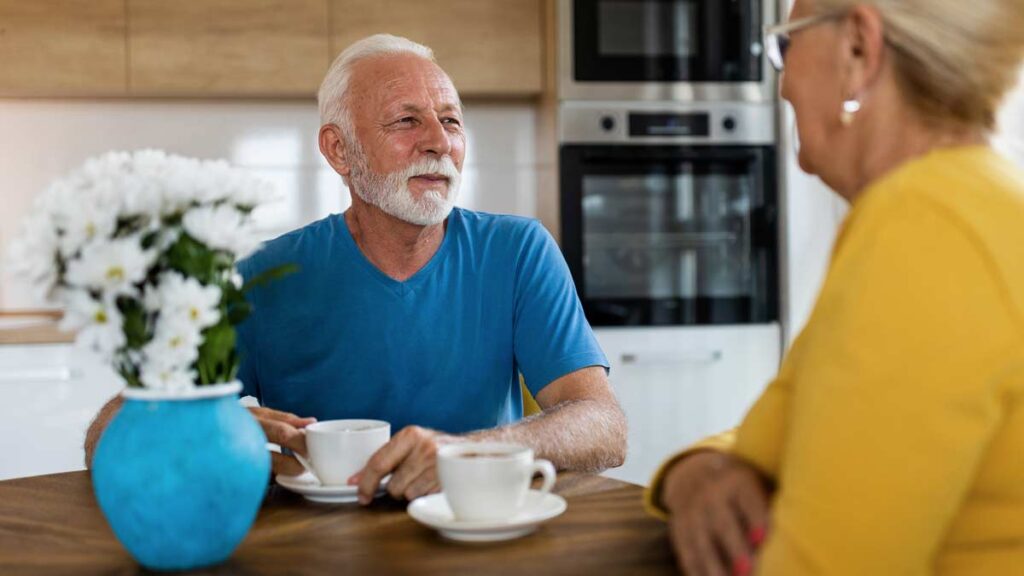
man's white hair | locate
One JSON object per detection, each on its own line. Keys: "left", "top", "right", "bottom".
{"left": 317, "top": 34, "right": 435, "bottom": 134}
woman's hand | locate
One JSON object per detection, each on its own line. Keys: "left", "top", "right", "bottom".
{"left": 661, "top": 451, "right": 773, "bottom": 576}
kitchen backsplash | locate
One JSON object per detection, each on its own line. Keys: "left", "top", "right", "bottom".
{"left": 0, "top": 100, "right": 539, "bottom": 310}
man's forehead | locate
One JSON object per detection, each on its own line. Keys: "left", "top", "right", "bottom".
{"left": 352, "top": 55, "right": 462, "bottom": 112}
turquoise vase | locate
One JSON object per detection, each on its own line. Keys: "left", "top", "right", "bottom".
{"left": 91, "top": 382, "right": 270, "bottom": 571}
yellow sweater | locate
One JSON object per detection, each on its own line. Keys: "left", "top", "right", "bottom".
{"left": 646, "top": 146, "right": 1024, "bottom": 575}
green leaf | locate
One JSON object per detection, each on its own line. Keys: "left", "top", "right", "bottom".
{"left": 241, "top": 263, "right": 299, "bottom": 294}
{"left": 197, "top": 321, "right": 237, "bottom": 385}
{"left": 119, "top": 298, "right": 149, "bottom": 349}
{"left": 165, "top": 233, "right": 218, "bottom": 284}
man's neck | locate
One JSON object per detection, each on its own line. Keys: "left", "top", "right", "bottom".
{"left": 344, "top": 199, "right": 448, "bottom": 282}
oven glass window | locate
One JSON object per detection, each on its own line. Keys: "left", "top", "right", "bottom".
{"left": 582, "top": 169, "right": 753, "bottom": 300}
{"left": 560, "top": 145, "right": 777, "bottom": 325}
{"left": 598, "top": 1, "right": 698, "bottom": 57}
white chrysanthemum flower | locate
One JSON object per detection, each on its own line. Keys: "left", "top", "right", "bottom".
{"left": 182, "top": 204, "right": 261, "bottom": 257}
{"left": 7, "top": 212, "right": 60, "bottom": 291}
{"left": 60, "top": 291, "right": 126, "bottom": 358}
{"left": 64, "top": 236, "right": 156, "bottom": 297}
{"left": 232, "top": 175, "right": 280, "bottom": 208}
{"left": 140, "top": 363, "right": 196, "bottom": 392}
{"left": 142, "top": 317, "right": 202, "bottom": 371}
{"left": 149, "top": 272, "right": 222, "bottom": 330}
{"left": 53, "top": 196, "right": 120, "bottom": 259}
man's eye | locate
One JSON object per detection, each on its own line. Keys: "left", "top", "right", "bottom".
{"left": 397, "top": 117, "right": 416, "bottom": 125}
{"left": 442, "top": 118, "right": 462, "bottom": 126}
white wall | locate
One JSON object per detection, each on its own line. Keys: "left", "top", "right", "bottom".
{"left": 0, "top": 99, "right": 539, "bottom": 310}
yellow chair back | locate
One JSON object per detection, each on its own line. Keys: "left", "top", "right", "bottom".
{"left": 520, "top": 374, "right": 541, "bottom": 417}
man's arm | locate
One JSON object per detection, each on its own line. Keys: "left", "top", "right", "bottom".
{"left": 84, "top": 395, "right": 123, "bottom": 469}
{"left": 355, "top": 366, "right": 626, "bottom": 503}
{"left": 471, "top": 366, "right": 625, "bottom": 472}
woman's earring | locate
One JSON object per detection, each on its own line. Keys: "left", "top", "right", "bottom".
{"left": 840, "top": 98, "right": 862, "bottom": 126}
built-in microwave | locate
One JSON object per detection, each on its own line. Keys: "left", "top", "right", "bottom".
{"left": 559, "top": 101, "right": 779, "bottom": 326}
{"left": 559, "top": 0, "right": 777, "bottom": 102}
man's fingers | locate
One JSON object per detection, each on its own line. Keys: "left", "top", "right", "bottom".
{"left": 271, "top": 452, "right": 305, "bottom": 477}
{"left": 249, "top": 406, "right": 316, "bottom": 427}
{"left": 357, "top": 437, "right": 413, "bottom": 504}
{"left": 398, "top": 467, "right": 439, "bottom": 501}
{"left": 386, "top": 433, "right": 439, "bottom": 500}
{"left": 261, "top": 420, "right": 309, "bottom": 456}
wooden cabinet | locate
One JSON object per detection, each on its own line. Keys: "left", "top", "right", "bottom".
{"left": 0, "top": 0, "right": 127, "bottom": 96}
{"left": 0, "top": 0, "right": 543, "bottom": 98}
{"left": 128, "top": 0, "right": 329, "bottom": 97}
{"left": 330, "top": 0, "right": 542, "bottom": 97}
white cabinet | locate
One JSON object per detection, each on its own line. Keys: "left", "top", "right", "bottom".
{"left": 0, "top": 344, "right": 121, "bottom": 480}
{"left": 597, "top": 325, "right": 781, "bottom": 486}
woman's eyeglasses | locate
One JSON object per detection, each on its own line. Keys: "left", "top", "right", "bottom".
{"left": 764, "top": 11, "right": 846, "bottom": 72}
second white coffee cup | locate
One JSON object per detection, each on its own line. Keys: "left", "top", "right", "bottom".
{"left": 437, "top": 442, "right": 556, "bottom": 522}
{"left": 293, "top": 419, "right": 390, "bottom": 486}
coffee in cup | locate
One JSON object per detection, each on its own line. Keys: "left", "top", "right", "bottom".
{"left": 437, "top": 442, "right": 556, "bottom": 522}
{"left": 293, "top": 419, "right": 390, "bottom": 486}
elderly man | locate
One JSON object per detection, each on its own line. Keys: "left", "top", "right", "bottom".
{"left": 85, "top": 34, "right": 625, "bottom": 505}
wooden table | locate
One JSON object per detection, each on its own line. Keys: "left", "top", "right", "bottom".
{"left": 0, "top": 471, "right": 675, "bottom": 574}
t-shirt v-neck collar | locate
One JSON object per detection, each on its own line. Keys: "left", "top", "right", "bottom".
{"left": 336, "top": 209, "right": 458, "bottom": 297}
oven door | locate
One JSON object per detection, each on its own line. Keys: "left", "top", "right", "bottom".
{"left": 573, "top": 0, "right": 762, "bottom": 83}
{"left": 560, "top": 145, "right": 778, "bottom": 326}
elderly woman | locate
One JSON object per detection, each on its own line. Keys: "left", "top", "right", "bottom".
{"left": 645, "top": 1, "right": 1024, "bottom": 575}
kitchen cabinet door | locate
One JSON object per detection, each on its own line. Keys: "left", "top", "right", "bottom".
{"left": 0, "top": 344, "right": 121, "bottom": 480}
{"left": 128, "top": 0, "right": 329, "bottom": 96}
{"left": 595, "top": 325, "right": 781, "bottom": 486}
{"left": 329, "top": 0, "right": 543, "bottom": 97}
{"left": 0, "top": 0, "right": 127, "bottom": 96}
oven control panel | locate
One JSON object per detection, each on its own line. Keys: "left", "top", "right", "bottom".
{"left": 560, "top": 101, "right": 775, "bottom": 145}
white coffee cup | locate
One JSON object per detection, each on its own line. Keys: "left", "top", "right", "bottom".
{"left": 292, "top": 419, "right": 390, "bottom": 486}
{"left": 437, "top": 442, "right": 556, "bottom": 522}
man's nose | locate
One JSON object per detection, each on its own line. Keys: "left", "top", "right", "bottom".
{"left": 418, "top": 116, "right": 452, "bottom": 157}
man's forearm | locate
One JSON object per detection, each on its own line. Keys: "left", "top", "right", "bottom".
{"left": 468, "top": 398, "right": 627, "bottom": 473}
{"left": 84, "top": 396, "right": 123, "bottom": 469}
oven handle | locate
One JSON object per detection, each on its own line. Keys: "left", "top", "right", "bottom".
{"left": 619, "top": 350, "right": 723, "bottom": 366}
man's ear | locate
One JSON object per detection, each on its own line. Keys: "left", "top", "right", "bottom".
{"left": 840, "top": 4, "right": 887, "bottom": 98}
{"left": 319, "top": 124, "right": 351, "bottom": 178}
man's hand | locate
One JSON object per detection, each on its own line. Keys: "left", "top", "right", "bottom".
{"left": 351, "top": 425, "right": 456, "bottom": 505}
{"left": 662, "top": 451, "right": 772, "bottom": 576}
{"left": 249, "top": 407, "right": 317, "bottom": 476}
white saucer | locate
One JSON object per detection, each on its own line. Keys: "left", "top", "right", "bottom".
{"left": 275, "top": 472, "right": 390, "bottom": 504}
{"left": 407, "top": 490, "right": 567, "bottom": 542}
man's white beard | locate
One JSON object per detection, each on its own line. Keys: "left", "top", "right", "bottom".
{"left": 346, "top": 141, "right": 461, "bottom": 226}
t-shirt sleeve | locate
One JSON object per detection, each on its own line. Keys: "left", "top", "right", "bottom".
{"left": 233, "top": 255, "right": 261, "bottom": 402}
{"left": 512, "top": 220, "right": 609, "bottom": 396}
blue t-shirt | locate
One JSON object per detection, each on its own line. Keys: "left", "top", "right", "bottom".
{"left": 235, "top": 207, "right": 608, "bottom": 434}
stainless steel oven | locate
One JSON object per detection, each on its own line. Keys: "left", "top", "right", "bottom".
{"left": 560, "top": 101, "right": 779, "bottom": 326}
{"left": 559, "top": 0, "right": 776, "bottom": 102}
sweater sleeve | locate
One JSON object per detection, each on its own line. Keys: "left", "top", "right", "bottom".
{"left": 754, "top": 199, "right": 1016, "bottom": 575}
{"left": 644, "top": 428, "right": 738, "bottom": 519}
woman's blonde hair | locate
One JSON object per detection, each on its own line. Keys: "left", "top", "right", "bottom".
{"left": 817, "top": 0, "right": 1024, "bottom": 130}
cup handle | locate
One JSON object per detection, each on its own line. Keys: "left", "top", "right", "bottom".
{"left": 531, "top": 459, "right": 557, "bottom": 495}
{"left": 265, "top": 442, "right": 320, "bottom": 482}
{"left": 292, "top": 452, "right": 320, "bottom": 482}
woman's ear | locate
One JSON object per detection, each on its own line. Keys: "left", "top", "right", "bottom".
{"left": 319, "top": 124, "right": 352, "bottom": 179}
{"left": 840, "top": 4, "right": 887, "bottom": 97}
